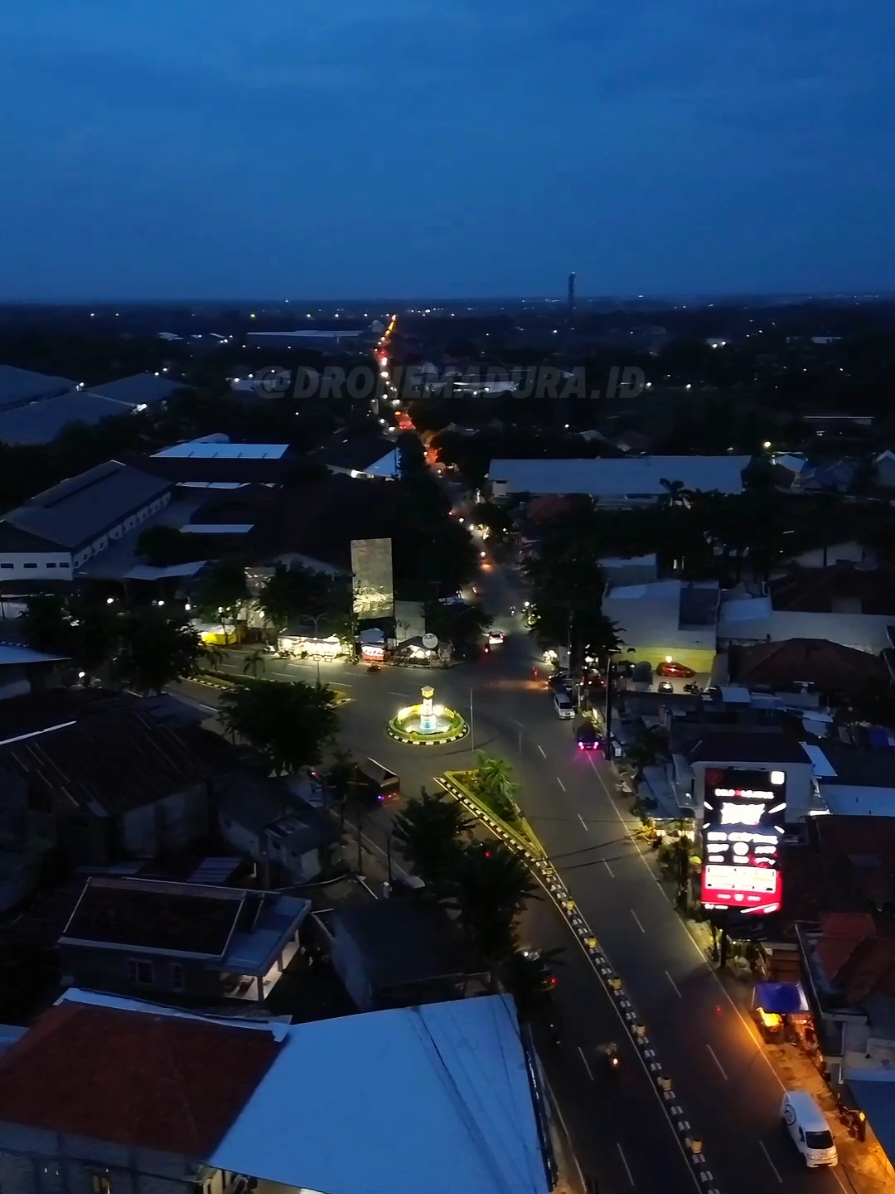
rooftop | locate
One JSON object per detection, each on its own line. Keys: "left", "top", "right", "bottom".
{"left": 736, "top": 638, "right": 888, "bottom": 694}
{"left": 770, "top": 567, "right": 895, "bottom": 617}
{"left": 0, "top": 391, "right": 135, "bottom": 446}
{"left": 0, "top": 461, "right": 171, "bottom": 551}
{"left": 154, "top": 440, "right": 289, "bottom": 460}
{"left": 0, "top": 695, "right": 208, "bottom": 817}
{"left": 0, "top": 643, "right": 69, "bottom": 667}
{"left": 487, "top": 455, "right": 751, "bottom": 497}
{"left": 314, "top": 434, "right": 399, "bottom": 474}
{"left": 62, "top": 877, "right": 245, "bottom": 957}
{"left": 0, "top": 999, "right": 282, "bottom": 1156}
{"left": 87, "top": 373, "right": 187, "bottom": 405}
{"left": 689, "top": 731, "right": 811, "bottom": 765}
{"left": 0, "top": 364, "right": 76, "bottom": 411}
{"left": 211, "top": 993, "right": 550, "bottom": 1194}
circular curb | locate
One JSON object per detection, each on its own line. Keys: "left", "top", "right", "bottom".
{"left": 387, "top": 716, "right": 469, "bottom": 746}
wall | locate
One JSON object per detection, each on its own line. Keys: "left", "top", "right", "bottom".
{"left": 786, "top": 542, "right": 866, "bottom": 569}
{"left": 57, "top": 944, "right": 223, "bottom": 1001}
{"left": 329, "top": 924, "right": 373, "bottom": 1011}
{"left": 0, "top": 1122, "right": 200, "bottom": 1194}
{"left": 120, "top": 786, "right": 207, "bottom": 859}
{"left": 71, "top": 493, "right": 171, "bottom": 570}
{"left": 0, "top": 551, "right": 73, "bottom": 581}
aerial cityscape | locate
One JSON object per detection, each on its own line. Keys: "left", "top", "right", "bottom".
{"left": 0, "top": 4, "right": 894, "bottom": 1194}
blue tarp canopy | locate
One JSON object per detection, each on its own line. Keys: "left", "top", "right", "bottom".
{"left": 754, "top": 982, "right": 810, "bottom": 1014}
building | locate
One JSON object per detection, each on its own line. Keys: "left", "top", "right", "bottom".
{"left": 731, "top": 638, "right": 889, "bottom": 697}
{"left": 319, "top": 899, "right": 489, "bottom": 1011}
{"left": 0, "top": 691, "right": 211, "bottom": 868}
{"left": 598, "top": 553, "right": 658, "bottom": 586}
{"left": 0, "top": 365, "right": 76, "bottom": 410}
{"left": 86, "top": 372, "right": 186, "bottom": 407}
{"left": 0, "top": 643, "right": 69, "bottom": 701}
{"left": 487, "top": 456, "right": 751, "bottom": 503}
{"left": 58, "top": 876, "right": 309, "bottom": 1002}
{"left": 0, "top": 391, "right": 138, "bottom": 446}
{"left": 0, "top": 461, "right": 172, "bottom": 582}
{"left": 246, "top": 328, "right": 370, "bottom": 350}
{"left": 602, "top": 579, "right": 719, "bottom": 674}
{"left": 0, "top": 988, "right": 553, "bottom": 1194}
{"left": 314, "top": 434, "right": 399, "bottom": 478}
{"left": 217, "top": 774, "right": 339, "bottom": 886}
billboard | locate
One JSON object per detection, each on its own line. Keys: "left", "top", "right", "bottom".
{"left": 701, "top": 767, "right": 786, "bottom": 914}
{"left": 351, "top": 538, "right": 394, "bottom": 620}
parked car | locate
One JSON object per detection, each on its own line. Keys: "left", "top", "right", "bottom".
{"left": 554, "top": 692, "right": 575, "bottom": 719}
{"left": 781, "top": 1091, "right": 838, "bottom": 1169}
{"left": 656, "top": 660, "right": 695, "bottom": 678}
{"left": 657, "top": 680, "right": 674, "bottom": 695}
{"left": 547, "top": 673, "right": 569, "bottom": 694}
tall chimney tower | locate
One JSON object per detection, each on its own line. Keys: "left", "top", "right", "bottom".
{"left": 567, "top": 271, "right": 576, "bottom": 323}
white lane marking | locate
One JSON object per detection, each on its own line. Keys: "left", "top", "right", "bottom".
{"left": 604, "top": 859, "right": 615, "bottom": 878}
{"left": 577, "top": 814, "right": 588, "bottom": 833}
{"left": 631, "top": 909, "right": 646, "bottom": 934}
{"left": 665, "top": 970, "right": 682, "bottom": 998}
{"left": 271, "top": 671, "right": 295, "bottom": 678}
{"left": 537, "top": 744, "right": 547, "bottom": 758}
{"left": 758, "top": 1141, "right": 782, "bottom": 1184}
{"left": 706, "top": 1044, "right": 728, "bottom": 1080}
{"left": 389, "top": 691, "right": 414, "bottom": 698}
{"left": 557, "top": 777, "right": 566, "bottom": 791}
{"left": 577, "top": 1045, "right": 593, "bottom": 1081}
{"left": 617, "top": 1143, "right": 635, "bottom": 1186}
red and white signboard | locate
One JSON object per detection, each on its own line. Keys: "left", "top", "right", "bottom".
{"left": 701, "top": 861, "right": 782, "bottom": 912}
{"left": 701, "top": 767, "right": 786, "bottom": 915}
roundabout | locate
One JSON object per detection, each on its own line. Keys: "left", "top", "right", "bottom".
{"left": 387, "top": 684, "right": 469, "bottom": 746}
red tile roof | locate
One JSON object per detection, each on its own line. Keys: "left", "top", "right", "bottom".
{"left": 0, "top": 1002, "right": 281, "bottom": 1157}
{"left": 815, "top": 912, "right": 895, "bottom": 1004}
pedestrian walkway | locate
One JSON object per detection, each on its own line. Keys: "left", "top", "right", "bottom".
{"left": 657, "top": 876, "right": 895, "bottom": 1194}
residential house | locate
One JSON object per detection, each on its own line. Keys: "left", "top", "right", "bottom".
{"left": 731, "top": 638, "right": 889, "bottom": 697}
{"left": 58, "top": 876, "right": 310, "bottom": 1002}
{"left": 875, "top": 450, "right": 895, "bottom": 490}
{"left": 487, "top": 456, "right": 751, "bottom": 504}
{"left": 0, "top": 461, "right": 172, "bottom": 582}
{"left": 0, "top": 987, "right": 552, "bottom": 1194}
{"left": 317, "top": 899, "right": 490, "bottom": 1012}
{"left": 598, "top": 553, "right": 659, "bottom": 586}
{"left": 685, "top": 730, "right": 817, "bottom": 824}
{"left": 217, "top": 774, "right": 339, "bottom": 885}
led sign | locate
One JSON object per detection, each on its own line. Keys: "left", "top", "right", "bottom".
{"left": 702, "top": 767, "right": 785, "bottom": 914}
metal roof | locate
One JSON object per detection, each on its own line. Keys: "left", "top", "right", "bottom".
{"left": 87, "top": 373, "right": 186, "bottom": 405}
{"left": 3, "top": 461, "right": 171, "bottom": 550}
{"left": 0, "top": 365, "right": 76, "bottom": 411}
{"left": 154, "top": 441, "right": 289, "bottom": 460}
{"left": 0, "top": 391, "right": 134, "bottom": 445}
{"left": 487, "top": 456, "right": 751, "bottom": 497}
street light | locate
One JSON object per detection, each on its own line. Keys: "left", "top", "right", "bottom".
{"left": 300, "top": 612, "right": 329, "bottom": 684}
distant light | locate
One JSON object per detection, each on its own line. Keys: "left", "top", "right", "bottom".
{"left": 250, "top": 313, "right": 256, "bottom": 319}
{"left": 185, "top": 603, "right": 191, "bottom": 611}
{"left": 106, "top": 597, "right": 115, "bottom": 605}
{"left": 763, "top": 441, "right": 772, "bottom": 449}
{"left": 685, "top": 383, "right": 692, "bottom": 390}
{"left": 665, "top": 656, "right": 673, "bottom": 663}
{"left": 78, "top": 671, "right": 86, "bottom": 679}
{"left": 158, "top": 600, "right": 165, "bottom": 606}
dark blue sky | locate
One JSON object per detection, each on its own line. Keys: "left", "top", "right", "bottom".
{"left": 1, "top": 0, "right": 892, "bottom": 299}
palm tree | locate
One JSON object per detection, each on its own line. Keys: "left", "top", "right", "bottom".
{"left": 447, "top": 840, "right": 538, "bottom": 964}
{"left": 658, "top": 478, "right": 694, "bottom": 509}
{"left": 471, "top": 753, "right": 519, "bottom": 822}
{"left": 202, "top": 642, "right": 224, "bottom": 672}
{"left": 242, "top": 649, "right": 267, "bottom": 679}
{"left": 393, "top": 787, "right": 473, "bottom": 887}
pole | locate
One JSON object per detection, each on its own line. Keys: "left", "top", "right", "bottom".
{"left": 470, "top": 688, "right": 476, "bottom": 753}
{"left": 604, "top": 654, "right": 614, "bottom": 760}
{"left": 386, "top": 834, "right": 393, "bottom": 885}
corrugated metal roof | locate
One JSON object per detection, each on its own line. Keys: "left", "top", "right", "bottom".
{"left": 154, "top": 441, "right": 288, "bottom": 460}
{"left": 488, "top": 456, "right": 751, "bottom": 497}
{"left": 0, "top": 365, "right": 76, "bottom": 410}
{"left": 3, "top": 461, "right": 171, "bottom": 550}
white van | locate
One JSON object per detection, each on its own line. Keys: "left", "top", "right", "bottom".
{"left": 554, "top": 692, "right": 574, "bottom": 719}
{"left": 781, "top": 1091, "right": 838, "bottom": 1168}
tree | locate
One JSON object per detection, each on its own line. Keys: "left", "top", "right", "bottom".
{"left": 242, "top": 649, "right": 267, "bottom": 679}
{"left": 625, "top": 726, "right": 666, "bottom": 781}
{"left": 20, "top": 594, "right": 75, "bottom": 658}
{"left": 193, "top": 558, "right": 249, "bottom": 643}
{"left": 136, "top": 526, "right": 201, "bottom": 567}
{"left": 218, "top": 678, "right": 339, "bottom": 775}
{"left": 470, "top": 753, "right": 519, "bottom": 822}
{"left": 393, "top": 787, "right": 473, "bottom": 886}
{"left": 447, "top": 840, "right": 538, "bottom": 963}
{"left": 423, "top": 598, "right": 491, "bottom": 652}
{"left": 115, "top": 608, "right": 204, "bottom": 693}
{"left": 20, "top": 593, "right": 119, "bottom": 679}
{"left": 397, "top": 431, "right": 427, "bottom": 479}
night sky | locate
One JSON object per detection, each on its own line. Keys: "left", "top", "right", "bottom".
{"left": 1, "top": 0, "right": 892, "bottom": 299}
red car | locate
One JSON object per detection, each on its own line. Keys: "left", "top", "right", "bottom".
{"left": 656, "top": 660, "right": 695, "bottom": 678}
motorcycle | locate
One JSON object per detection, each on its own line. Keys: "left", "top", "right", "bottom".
{"left": 367, "top": 663, "right": 381, "bottom": 673}
{"left": 683, "top": 682, "right": 702, "bottom": 694}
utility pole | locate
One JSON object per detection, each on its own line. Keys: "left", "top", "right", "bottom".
{"left": 604, "top": 653, "right": 614, "bottom": 760}
{"left": 470, "top": 687, "right": 476, "bottom": 753}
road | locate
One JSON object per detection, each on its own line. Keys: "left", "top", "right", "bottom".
{"left": 181, "top": 552, "right": 850, "bottom": 1194}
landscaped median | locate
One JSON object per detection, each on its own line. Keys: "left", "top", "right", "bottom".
{"left": 440, "top": 767, "right": 545, "bottom": 859}
{"left": 193, "top": 670, "right": 352, "bottom": 705}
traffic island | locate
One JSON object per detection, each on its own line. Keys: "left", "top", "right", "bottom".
{"left": 387, "top": 685, "right": 469, "bottom": 746}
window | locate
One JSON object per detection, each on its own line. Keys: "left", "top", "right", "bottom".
{"left": 46, "top": 562, "right": 56, "bottom": 568}
{"left": 0, "top": 563, "right": 11, "bottom": 569}
{"left": 128, "top": 959, "right": 154, "bottom": 985}
{"left": 171, "top": 963, "right": 184, "bottom": 991}
{"left": 60, "top": 562, "right": 70, "bottom": 568}
{"left": 23, "top": 563, "right": 37, "bottom": 569}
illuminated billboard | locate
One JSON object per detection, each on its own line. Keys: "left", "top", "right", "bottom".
{"left": 351, "top": 538, "right": 394, "bottom": 620}
{"left": 701, "top": 767, "right": 786, "bottom": 914}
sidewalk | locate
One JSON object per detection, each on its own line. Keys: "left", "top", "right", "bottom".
{"left": 654, "top": 868, "right": 895, "bottom": 1194}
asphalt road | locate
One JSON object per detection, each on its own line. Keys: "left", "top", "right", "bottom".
{"left": 183, "top": 555, "right": 851, "bottom": 1194}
